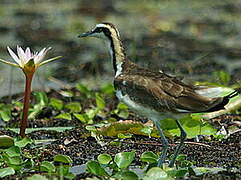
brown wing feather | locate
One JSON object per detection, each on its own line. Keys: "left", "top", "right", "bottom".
{"left": 114, "top": 73, "right": 225, "bottom": 113}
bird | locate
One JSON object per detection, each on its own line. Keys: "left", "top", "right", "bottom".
{"left": 78, "top": 22, "right": 238, "bottom": 168}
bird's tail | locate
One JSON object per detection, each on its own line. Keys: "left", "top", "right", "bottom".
{"left": 206, "top": 90, "right": 239, "bottom": 112}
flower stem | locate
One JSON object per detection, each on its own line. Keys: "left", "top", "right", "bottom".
{"left": 20, "top": 73, "right": 34, "bottom": 137}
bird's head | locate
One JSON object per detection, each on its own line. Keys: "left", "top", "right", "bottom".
{"left": 78, "top": 22, "right": 120, "bottom": 40}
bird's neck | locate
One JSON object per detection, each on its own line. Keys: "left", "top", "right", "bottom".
{"left": 107, "top": 34, "right": 126, "bottom": 76}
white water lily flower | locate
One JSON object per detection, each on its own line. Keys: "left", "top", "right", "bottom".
{"left": 0, "top": 46, "right": 61, "bottom": 73}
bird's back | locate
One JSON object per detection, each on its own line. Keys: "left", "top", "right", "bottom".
{"left": 114, "top": 59, "right": 238, "bottom": 114}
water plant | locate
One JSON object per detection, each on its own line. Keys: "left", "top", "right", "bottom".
{"left": 0, "top": 46, "right": 61, "bottom": 137}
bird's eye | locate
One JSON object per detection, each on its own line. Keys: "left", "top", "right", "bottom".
{"left": 93, "top": 28, "right": 102, "bottom": 33}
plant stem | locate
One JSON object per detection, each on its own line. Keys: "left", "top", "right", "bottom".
{"left": 20, "top": 73, "right": 34, "bottom": 137}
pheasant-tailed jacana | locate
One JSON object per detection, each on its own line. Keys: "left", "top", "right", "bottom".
{"left": 78, "top": 22, "right": 238, "bottom": 167}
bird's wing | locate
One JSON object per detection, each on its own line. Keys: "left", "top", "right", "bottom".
{"left": 114, "top": 73, "right": 224, "bottom": 113}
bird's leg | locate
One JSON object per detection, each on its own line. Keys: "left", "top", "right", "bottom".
{"left": 154, "top": 120, "right": 169, "bottom": 168}
{"left": 169, "top": 119, "right": 187, "bottom": 167}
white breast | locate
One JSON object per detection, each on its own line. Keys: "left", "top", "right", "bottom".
{"left": 116, "top": 90, "right": 161, "bottom": 123}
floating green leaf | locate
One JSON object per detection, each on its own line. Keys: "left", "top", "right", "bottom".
{"left": 114, "top": 151, "right": 135, "bottom": 169}
{"left": 97, "top": 153, "right": 112, "bottom": 165}
{"left": 65, "top": 102, "right": 82, "bottom": 113}
{"left": 86, "top": 160, "right": 109, "bottom": 176}
{"left": 4, "top": 146, "right": 21, "bottom": 157}
{"left": 33, "top": 92, "right": 48, "bottom": 106}
{"left": 0, "top": 167, "right": 15, "bottom": 178}
{"left": 95, "top": 93, "right": 105, "bottom": 110}
{"left": 0, "top": 135, "right": 14, "bottom": 149}
{"left": 50, "top": 98, "right": 64, "bottom": 110}
{"left": 40, "top": 161, "right": 56, "bottom": 173}
{"left": 26, "top": 174, "right": 48, "bottom": 180}
{"left": 140, "top": 151, "right": 158, "bottom": 164}
{"left": 101, "top": 83, "right": 115, "bottom": 95}
{"left": 0, "top": 104, "right": 12, "bottom": 122}
{"left": 76, "top": 83, "right": 92, "bottom": 97}
{"left": 54, "top": 113, "right": 72, "bottom": 120}
{"left": 114, "top": 170, "right": 138, "bottom": 180}
{"left": 143, "top": 167, "right": 171, "bottom": 180}
{"left": 54, "top": 154, "right": 73, "bottom": 164}
{"left": 15, "top": 137, "right": 33, "bottom": 148}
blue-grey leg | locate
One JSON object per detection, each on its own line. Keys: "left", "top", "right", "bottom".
{"left": 154, "top": 120, "right": 169, "bottom": 167}
{"left": 169, "top": 119, "right": 187, "bottom": 167}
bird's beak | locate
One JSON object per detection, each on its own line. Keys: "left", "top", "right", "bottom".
{"left": 78, "top": 31, "right": 93, "bottom": 38}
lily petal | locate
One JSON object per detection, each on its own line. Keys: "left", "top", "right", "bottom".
{"left": 34, "top": 47, "right": 51, "bottom": 64}
{"left": 25, "top": 47, "right": 32, "bottom": 60}
{"left": 7, "top": 47, "right": 22, "bottom": 67}
{"left": 17, "top": 46, "right": 28, "bottom": 65}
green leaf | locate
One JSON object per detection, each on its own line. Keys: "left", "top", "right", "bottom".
{"left": 213, "top": 70, "right": 231, "bottom": 85}
{"left": 74, "top": 113, "right": 94, "bottom": 124}
{"left": 59, "top": 90, "right": 74, "bottom": 97}
{"left": 0, "top": 104, "right": 12, "bottom": 122}
{"left": 40, "top": 161, "right": 56, "bottom": 173}
{"left": 4, "top": 155, "right": 23, "bottom": 166}
{"left": 54, "top": 154, "right": 73, "bottom": 164}
{"left": 167, "top": 168, "right": 188, "bottom": 177}
{"left": 86, "top": 160, "right": 109, "bottom": 177}
{"left": 97, "top": 153, "right": 112, "bottom": 165}
{"left": 193, "top": 167, "right": 225, "bottom": 176}
{"left": 0, "top": 135, "right": 14, "bottom": 149}
{"left": 76, "top": 83, "right": 90, "bottom": 93}
{"left": 114, "top": 170, "right": 138, "bottom": 180}
{"left": 143, "top": 167, "right": 172, "bottom": 180}
{"left": 50, "top": 98, "right": 64, "bottom": 110}
{"left": 33, "top": 92, "right": 48, "bottom": 106}
{"left": 114, "top": 151, "right": 135, "bottom": 169}
{"left": 14, "top": 137, "right": 33, "bottom": 148}
{"left": 0, "top": 167, "right": 15, "bottom": 178}
{"left": 101, "top": 83, "right": 115, "bottom": 95}
{"left": 26, "top": 174, "right": 48, "bottom": 180}
{"left": 86, "top": 108, "right": 99, "bottom": 120}
{"left": 0, "top": 111, "right": 11, "bottom": 121}
{"left": 117, "top": 133, "right": 133, "bottom": 139}
{"left": 140, "top": 151, "right": 158, "bottom": 163}
{"left": 65, "top": 102, "right": 82, "bottom": 113}
{"left": 95, "top": 93, "right": 105, "bottom": 110}
{"left": 4, "top": 146, "right": 21, "bottom": 157}
{"left": 54, "top": 113, "right": 72, "bottom": 120}
{"left": 117, "top": 103, "right": 128, "bottom": 110}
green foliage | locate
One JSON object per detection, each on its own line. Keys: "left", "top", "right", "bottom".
{"left": 50, "top": 98, "right": 64, "bottom": 110}
{"left": 14, "top": 137, "right": 33, "bottom": 148}
{"left": 87, "top": 151, "right": 137, "bottom": 178}
{"left": 54, "top": 154, "right": 73, "bottom": 164}
{"left": 0, "top": 135, "right": 14, "bottom": 149}
{"left": 55, "top": 113, "right": 72, "bottom": 120}
{"left": 0, "top": 137, "right": 74, "bottom": 179}
{"left": 213, "top": 70, "right": 231, "bottom": 85}
{"left": 0, "top": 167, "right": 15, "bottom": 178}
{"left": 140, "top": 151, "right": 158, "bottom": 164}
{"left": 112, "top": 102, "right": 129, "bottom": 119}
{"left": 65, "top": 102, "right": 82, "bottom": 113}
{"left": 86, "top": 151, "right": 196, "bottom": 179}
{"left": 26, "top": 174, "right": 48, "bottom": 180}
{"left": 143, "top": 167, "right": 171, "bottom": 180}
{"left": 95, "top": 93, "right": 106, "bottom": 110}
{"left": 28, "top": 92, "right": 49, "bottom": 119}
{"left": 97, "top": 153, "right": 112, "bottom": 164}
{"left": 0, "top": 104, "right": 12, "bottom": 121}
{"left": 114, "top": 151, "right": 135, "bottom": 169}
